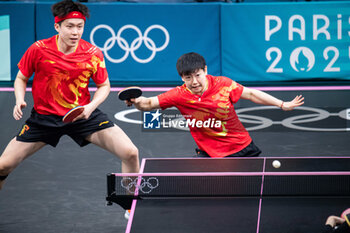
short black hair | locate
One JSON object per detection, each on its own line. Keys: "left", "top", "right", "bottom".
{"left": 51, "top": 0, "right": 90, "bottom": 19}
{"left": 176, "top": 52, "right": 206, "bottom": 77}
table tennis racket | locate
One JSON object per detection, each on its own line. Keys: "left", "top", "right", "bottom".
{"left": 118, "top": 86, "right": 142, "bottom": 101}
{"left": 62, "top": 106, "right": 84, "bottom": 123}
{"left": 341, "top": 208, "right": 350, "bottom": 219}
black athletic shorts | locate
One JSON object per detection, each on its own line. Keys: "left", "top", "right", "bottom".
{"left": 16, "top": 108, "right": 114, "bottom": 147}
{"left": 195, "top": 141, "right": 262, "bottom": 158}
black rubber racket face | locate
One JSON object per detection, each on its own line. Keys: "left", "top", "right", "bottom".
{"left": 118, "top": 87, "right": 142, "bottom": 101}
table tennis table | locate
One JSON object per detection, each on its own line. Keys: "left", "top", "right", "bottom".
{"left": 107, "top": 157, "right": 350, "bottom": 233}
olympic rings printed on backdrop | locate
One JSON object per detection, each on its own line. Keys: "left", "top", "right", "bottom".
{"left": 114, "top": 106, "right": 350, "bottom": 132}
{"left": 121, "top": 177, "right": 159, "bottom": 194}
{"left": 90, "top": 24, "right": 170, "bottom": 63}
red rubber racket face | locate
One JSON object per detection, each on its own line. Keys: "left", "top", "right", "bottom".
{"left": 341, "top": 208, "right": 350, "bottom": 219}
{"left": 118, "top": 86, "right": 142, "bottom": 101}
{"left": 62, "top": 106, "right": 84, "bottom": 123}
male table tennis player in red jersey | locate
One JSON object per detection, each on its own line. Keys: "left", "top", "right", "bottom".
{"left": 0, "top": 0, "right": 139, "bottom": 190}
{"left": 127, "top": 52, "right": 304, "bottom": 158}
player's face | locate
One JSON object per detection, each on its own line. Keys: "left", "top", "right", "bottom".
{"left": 55, "top": 18, "right": 85, "bottom": 50}
{"left": 181, "top": 67, "right": 208, "bottom": 95}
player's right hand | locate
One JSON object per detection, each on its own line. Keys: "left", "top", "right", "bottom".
{"left": 125, "top": 97, "right": 142, "bottom": 107}
{"left": 13, "top": 101, "right": 27, "bottom": 120}
{"left": 125, "top": 99, "right": 134, "bottom": 107}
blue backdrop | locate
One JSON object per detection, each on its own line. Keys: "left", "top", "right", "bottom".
{"left": 0, "top": 2, "right": 35, "bottom": 82}
{"left": 1, "top": 1, "right": 349, "bottom": 84}
{"left": 36, "top": 2, "right": 221, "bottom": 85}
{"left": 221, "top": 2, "right": 350, "bottom": 82}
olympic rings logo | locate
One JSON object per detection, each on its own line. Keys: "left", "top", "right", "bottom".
{"left": 121, "top": 177, "right": 159, "bottom": 194}
{"left": 90, "top": 24, "right": 170, "bottom": 63}
{"left": 114, "top": 106, "right": 350, "bottom": 132}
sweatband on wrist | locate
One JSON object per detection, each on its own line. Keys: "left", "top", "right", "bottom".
{"left": 280, "top": 101, "right": 284, "bottom": 109}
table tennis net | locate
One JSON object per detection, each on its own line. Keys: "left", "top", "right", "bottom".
{"left": 107, "top": 173, "right": 350, "bottom": 198}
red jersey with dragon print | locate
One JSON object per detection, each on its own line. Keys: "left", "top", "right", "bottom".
{"left": 158, "top": 75, "right": 252, "bottom": 158}
{"left": 18, "top": 35, "right": 108, "bottom": 116}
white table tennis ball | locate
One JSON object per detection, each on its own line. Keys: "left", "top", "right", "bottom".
{"left": 272, "top": 160, "right": 281, "bottom": 168}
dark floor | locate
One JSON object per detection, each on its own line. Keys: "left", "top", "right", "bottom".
{"left": 0, "top": 88, "right": 349, "bottom": 233}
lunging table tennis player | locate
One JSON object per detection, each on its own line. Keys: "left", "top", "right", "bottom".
{"left": 127, "top": 52, "right": 304, "bottom": 158}
{"left": 0, "top": 0, "right": 139, "bottom": 190}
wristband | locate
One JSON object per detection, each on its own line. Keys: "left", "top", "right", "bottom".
{"left": 280, "top": 101, "right": 284, "bottom": 109}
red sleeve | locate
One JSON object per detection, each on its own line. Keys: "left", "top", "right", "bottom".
{"left": 17, "top": 43, "right": 37, "bottom": 78}
{"left": 229, "top": 81, "right": 244, "bottom": 103}
{"left": 157, "top": 87, "right": 180, "bottom": 110}
{"left": 92, "top": 49, "right": 108, "bottom": 85}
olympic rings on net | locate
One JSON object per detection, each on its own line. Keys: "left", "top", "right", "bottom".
{"left": 121, "top": 177, "right": 159, "bottom": 194}
{"left": 90, "top": 24, "right": 170, "bottom": 63}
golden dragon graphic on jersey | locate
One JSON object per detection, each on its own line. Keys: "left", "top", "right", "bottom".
{"left": 46, "top": 55, "right": 103, "bottom": 109}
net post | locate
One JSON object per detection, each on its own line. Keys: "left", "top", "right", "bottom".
{"left": 106, "top": 173, "right": 115, "bottom": 206}
{"left": 106, "top": 173, "right": 135, "bottom": 210}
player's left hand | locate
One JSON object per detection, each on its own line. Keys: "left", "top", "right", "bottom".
{"left": 13, "top": 101, "right": 27, "bottom": 120}
{"left": 281, "top": 95, "right": 304, "bottom": 111}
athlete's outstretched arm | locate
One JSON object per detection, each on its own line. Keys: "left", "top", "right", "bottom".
{"left": 13, "top": 71, "right": 29, "bottom": 120}
{"left": 241, "top": 87, "right": 304, "bottom": 111}
{"left": 127, "top": 96, "right": 160, "bottom": 111}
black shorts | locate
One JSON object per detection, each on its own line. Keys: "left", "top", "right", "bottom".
{"left": 16, "top": 108, "right": 114, "bottom": 147}
{"left": 195, "top": 141, "right": 262, "bottom": 158}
